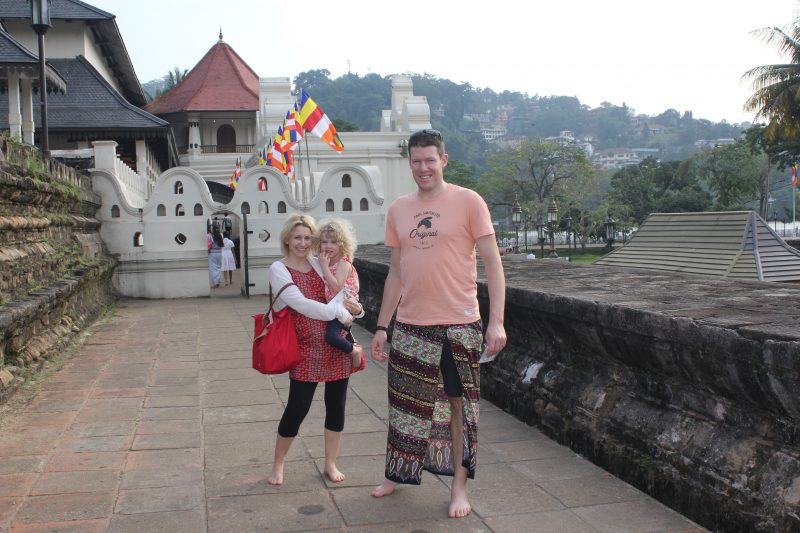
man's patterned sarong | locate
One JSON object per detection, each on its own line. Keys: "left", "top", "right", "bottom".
{"left": 384, "top": 321, "right": 482, "bottom": 484}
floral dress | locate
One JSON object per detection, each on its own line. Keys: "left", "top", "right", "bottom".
{"left": 287, "top": 266, "right": 364, "bottom": 382}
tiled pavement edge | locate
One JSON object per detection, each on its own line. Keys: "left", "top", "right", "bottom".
{"left": 0, "top": 296, "right": 708, "bottom": 532}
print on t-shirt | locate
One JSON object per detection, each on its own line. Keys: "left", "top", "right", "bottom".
{"left": 409, "top": 211, "right": 441, "bottom": 250}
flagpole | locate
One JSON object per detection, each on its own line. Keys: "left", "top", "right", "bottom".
{"left": 304, "top": 135, "right": 312, "bottom": 178}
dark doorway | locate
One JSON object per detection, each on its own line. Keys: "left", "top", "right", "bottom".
{"left": 217, "top": 124, "right": 236, "bottom": 153}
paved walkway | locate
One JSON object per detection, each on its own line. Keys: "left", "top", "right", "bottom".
{"left": 0, "top": 296, "right": 707, "bottom": 532}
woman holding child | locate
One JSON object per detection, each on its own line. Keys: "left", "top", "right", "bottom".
{"left": 266, "top": 214, "right": 365, "bottom": 485}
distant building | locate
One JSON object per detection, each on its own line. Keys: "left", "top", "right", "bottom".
{"left": 592, "top": 148, "right": 641, "bottom": 170}
{"left": 481, "top": 127, "right": 508, "bottom": 142}
{"left": 694, "top": 138, "right": 736, "bottom": 149}
{"left": 631, "top": 148, "right": 660, "bottom": 159}
{"left": 545, "top": 130, "right": 594, "bottom": 157}
{"left": 641, "top": 123, "right": 669, "bottom": 135}
{"left": 144, "top": 32, "right": 259, "bottom": 183}
{"left": 0, "top": 0, "right": 177, "bottom": 186}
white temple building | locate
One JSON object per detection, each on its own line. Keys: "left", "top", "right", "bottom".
{"left": 1, "top": 1, "right": 431, "bottom": 299}
{"left": 91, "top": 73, "right": 430, "bottom": 298}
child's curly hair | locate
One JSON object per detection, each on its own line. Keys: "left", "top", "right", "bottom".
{"left": 316, "top": 218, "right": 357, "bottom": 260}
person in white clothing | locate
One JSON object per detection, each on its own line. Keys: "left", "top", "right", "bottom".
{"left": 221, "top": 231, "right": 236, "bottom": 285}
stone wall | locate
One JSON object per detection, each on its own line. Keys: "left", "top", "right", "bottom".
{"left": 0, "top": 137, "right": 116, "bottom": 399}
{"left": 355, "top": 246, "right": 800, "bottom": 533}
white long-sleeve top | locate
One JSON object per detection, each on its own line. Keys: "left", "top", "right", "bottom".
{"left": 268, "top": 258, "right": 352, "bottom": 324}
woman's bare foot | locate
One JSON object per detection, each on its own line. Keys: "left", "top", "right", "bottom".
{"left": 324, "top": 464, "right": 346, "bottom": 483}
{"left": 350, "top": 345, "right": 364, "bottom": 369}
{"left": 448, "top": 484, "right": 471, "bottom": 518}
{"left": 371, "top": 479, "right": 397, "bottom": 497}
{"left": 267, "top": 463, "right": 284, "bottom": 485}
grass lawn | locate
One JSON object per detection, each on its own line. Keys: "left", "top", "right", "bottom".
{"left": 517, "top": 247, "right": 612, "bottom": 265}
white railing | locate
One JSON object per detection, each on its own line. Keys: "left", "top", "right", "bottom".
{"left": 92, "top": 141, "right": 149, "bottom": 205}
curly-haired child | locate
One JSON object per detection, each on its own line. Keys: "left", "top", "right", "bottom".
{"left": 317, "top": 219, "right": 364, "bottom": 368}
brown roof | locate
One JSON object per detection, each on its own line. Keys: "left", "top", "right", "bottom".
{"left": 144, "top": 39, "right": 259, "bottom": 114}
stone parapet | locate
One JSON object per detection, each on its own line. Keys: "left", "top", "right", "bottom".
{"left": 354, "top": 245, "right": 800, "bottom": 533}
{"left": 0, "top": 140, "right": 116, "bottom": 400}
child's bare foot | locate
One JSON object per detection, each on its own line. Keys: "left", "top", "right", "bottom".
{"left": 448, "top": 484, "right": 471, "bottom": 518}
{"left": 267, "top": 463, "right": 284, "bottom": 485}
{"left": 350, "top": 345, "right": 364, "bottom": 369}
{"left": 371, "top": 479, "right": 397, "bottom": 497}
{"left": 324, "top": 464, "right": 346, "bottom": 483}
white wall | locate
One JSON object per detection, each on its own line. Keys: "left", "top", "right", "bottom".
{"left": 4, "top": 19, "right": 122, "bottom": 93}
{"left": 92, "top": 74, "right": 431, "bottom": 298}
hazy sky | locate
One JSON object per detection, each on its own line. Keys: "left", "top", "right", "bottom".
{"left": 89, "top": 0, "right": 797, "bottom": 124}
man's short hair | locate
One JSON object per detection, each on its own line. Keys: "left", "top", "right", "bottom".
{"left": 408, "top": 129, "right": 445, "bottom": 157}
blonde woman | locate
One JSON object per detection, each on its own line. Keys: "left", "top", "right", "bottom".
{"left": 266, "top": 214, "right": 365, "bottom": 486}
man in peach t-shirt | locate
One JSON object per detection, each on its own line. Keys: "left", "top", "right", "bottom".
{"left": 370, "top": 129, "right": 507, "bottom": 518}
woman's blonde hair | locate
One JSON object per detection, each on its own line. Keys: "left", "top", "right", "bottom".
{"left": 316, "top": 218, "right": 357, "bottom": 260}
{"left": 279, "top": 213, "right": 317, "bottom": 257}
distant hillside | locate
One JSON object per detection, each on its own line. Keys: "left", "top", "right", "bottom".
{"left": 141, "top": 78, "right": 165, "bottom": 102}
{"left": 290, "top": 70, "right": 749, "bottom": 168}
{"left": 142, "top": 69, "right": 748, "bottom": 167}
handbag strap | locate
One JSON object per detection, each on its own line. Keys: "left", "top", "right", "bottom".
{"left": 266, "top": 282, "right": 295, "bottom": 316}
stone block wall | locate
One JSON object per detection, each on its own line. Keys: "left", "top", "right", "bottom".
{"left": 0, "top": 137, "right": 116, "bottom": 399}
{"left": 355, "top": 245, "right": 800, "bottom": 533}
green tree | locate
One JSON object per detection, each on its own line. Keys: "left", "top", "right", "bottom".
{"left": 443, "top": 159, "right": 479, "bottom": 191}
{"left": 688, "top": 140, "right": 766, "bottom": 210}
{"left": 156, "top": 66, "right": 188, "bottom": 97}
{"left": 332, "top": 119, "right": 359, "bottom": 132}
{"left": 606, "top": 157, "right": 711, "bottom": 223}
{"left": 481, "top": 140, "right": 597, "bottom": 233}
{"left": 293, "top": 69, "right": 332, "bottom": 93}
{"left": 483, "top": 140, "right": 593, "bottom": 206}
{"left": 743, "top": 19, "right": 800, "bottom": 140}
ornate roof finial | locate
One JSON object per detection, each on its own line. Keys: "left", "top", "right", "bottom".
{"left": 219, "top": 27, "right": 223, "bottom": 41}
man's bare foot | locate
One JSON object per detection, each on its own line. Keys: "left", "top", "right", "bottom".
{"left": 324, "top": 464, "right": 346, "bottom": 483}
{"left": 350, "top": 345, "right": 364, "bottom": 369}
{"left": 371, "top": 479, "right": 397, "bottom": 497}
{"left": 448, "top": 485, "right": 471, "bottom": 518}
{"left": 267, "top": 463, "right": 284, "bottom": 485}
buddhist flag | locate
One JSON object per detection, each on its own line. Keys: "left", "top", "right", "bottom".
{"left": 284, "top": 149, "right": 296, "bottom": 181}
{"left": 265, "top": 127, "right": 286, "bottom": 174}
{"left": 282, "top": 105, "right": 305, "bottom": 147}
{"left": 792, "top": 164, "right": 798, "bottom": 187}
{"left": 296, "top": 89, "right": 344, "bottom": 152}
{"left": 229, "top": 157, "right": 241, "bottom": 189}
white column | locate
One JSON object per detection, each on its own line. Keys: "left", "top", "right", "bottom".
{"left": 92, "top": 140, "right": 118, "bottom": 169}
{"left": 7, "top": 74, "right": 22, "bottom": 140}
{"left": 135, "top": 139, "right": 147, "bottom": 175}
{"left": 20, "top": 78, "right": 34, "bottom": 144}
{"left": 188, "top": 114, "right": 201, "bottom": 156}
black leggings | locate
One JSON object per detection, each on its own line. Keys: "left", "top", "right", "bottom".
{"left": 277, "top": 378, "right": 349, "bottom": 438}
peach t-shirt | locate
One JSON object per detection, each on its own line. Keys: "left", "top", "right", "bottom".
{"left": 385, "top": 184, "right": 494, "bottom": 326}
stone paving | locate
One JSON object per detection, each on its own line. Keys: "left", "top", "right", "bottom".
{"left": 0, "top": 295, "right": 708, "bottom": 532}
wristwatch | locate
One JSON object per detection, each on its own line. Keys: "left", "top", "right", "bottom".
{"left": 375, "top": 325, "right": 388, "bottom": 332}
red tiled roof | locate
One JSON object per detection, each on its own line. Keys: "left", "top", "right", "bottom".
{"left": 145, "top": 39, "right": 259, "bottom": 114}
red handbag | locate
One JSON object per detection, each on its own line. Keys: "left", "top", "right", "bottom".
{"left": 252, "top": 282, "right": 301, "bottom": 374}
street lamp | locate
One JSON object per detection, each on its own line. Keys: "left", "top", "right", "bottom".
{"left": 31, "top": 0, "right": 52, "bottom": 156}
{"left": 522, "top": 214, "right": 529, "bottom": 253}
{"left": 563, "top": 215, "right": 572, "bottom": 259}
{"left": 547, "top": 198, "right": 558, "bottom": 258}
{"left": 511, "top": 198, "right": 522, "bottom": 253}
{"left": 604, "top": 215, "right": 616, "bottom": 251}
{"left": 536, "top": 215, "right": 545, "bottom": 258}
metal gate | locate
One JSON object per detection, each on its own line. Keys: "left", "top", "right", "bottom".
{"left": 241, "top": 212, "right": 255, "bottom": 297}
